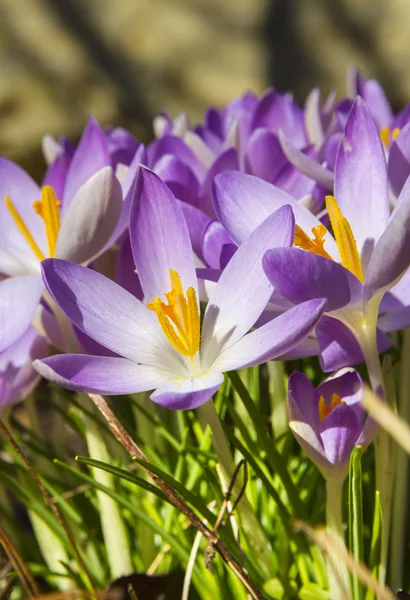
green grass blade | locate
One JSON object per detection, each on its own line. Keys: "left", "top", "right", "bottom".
{"left": 349, "top": 445, "right": 364, "bottom": 600}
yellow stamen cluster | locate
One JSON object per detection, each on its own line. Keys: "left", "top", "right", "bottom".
{"left": 148, "top": 269, "right": 200, "bottom": 358}
{"left": 318, "top": 393, "right": 345, "bottom": 423}
{"left": 5, "top": 185, "right": 61, "bottom": 261}
{"left": 380, "top": 126, "right": 400, "bottom": 148}
{"left": 294, "top": 224, "right": 333, "bottom": 260}
{"left": 325, "top": 195, "right": 363, "bottom": 283}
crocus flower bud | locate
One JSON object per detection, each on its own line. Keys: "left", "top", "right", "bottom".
{"left": 287, "top": 369, "right": 375, "bottom": 480}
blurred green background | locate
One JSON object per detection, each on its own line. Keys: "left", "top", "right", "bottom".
{"left": 0, "top": 0, "right": 408, "bottom": 171}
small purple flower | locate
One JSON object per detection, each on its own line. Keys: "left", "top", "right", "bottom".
{"left": 0, "top": 119, "right": 143, "bottom": 352}
{"left": 287, "top": 369, "right": 374, "bottom": 480}
{"left": 34, "top": 168, "right": 326, "bottom": 411}
{"left": 0, "top": 327, "right": 47, "bottom": 412}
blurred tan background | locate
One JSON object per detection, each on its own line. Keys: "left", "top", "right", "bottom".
{"left": 0, "top": 0, "right": 408, "bottom": 173}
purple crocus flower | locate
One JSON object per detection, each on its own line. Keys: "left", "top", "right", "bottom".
{"left": 42, "top": 117, "right": 141, "bottom": 198}
{"left": 0, "top": 326, "right": 47, "bottom": 412}
{"left": 287, "top": 369, "right": 373, "bottom": 480}
{"left": 33, "top": 168, "right": 326, "bottom": 410}
{"left": 149, "top": 88, "right": 331, "bottom": 217}
{"left": 262, "top": 98, "right": 410, "bottom": 372}
{"left": 214, "top": 98, "right": 410, "bottom": 372}
{"left": 0, "top": 120, "right": 143, "bottom": 353}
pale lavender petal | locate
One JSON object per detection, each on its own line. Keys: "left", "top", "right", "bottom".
{"left": 252, "top": 91, "right": 307, "bottom": 147}
{"left": 62, "top": 117, "right": 110, "bottom": 210}
{"left": 278, "top": 336, "right": 319, "bottom": 360}
{"left": 287, "top": 371, "right": 320, "bottom": 430}
{"left": 199, "top": 147, "right": 239, "bottom": 216}
{"left": 320, "top": 403, "right": 361, "bottom": 466}
{"left": 0, "top": 326, "right": 47, "bottom": 409}
{"left": 244, "top": 129, "right": 287, "bottom": 182}
{"left": 364, "top": 174, "right": 410, "bottom": 302}
{"left": 115, "top": 236, "right": 143, "bottom": 300}
{"left": 263, "top": 247, "right": 363, "bottom": 311}
{"left": 212, "top": 299, "right": 326, "bottom": 372}
{"left": 352, "top": 71, "right": 393, "bottom": 129}
{"left": 0, "top": 158, "right": 45, "bottom": 275}
{"left": 378, "top": 306, "right": 410, "bottom": 333}
{"left": 148, "top": 136, "right": 206, "bottom": 182}
{"left": 101, "top": 144, "right": 147, "bottom": 251}
{"left": 273, "top": 148, "right": 317, "bottom": 199}
{"left": 34, "top": 355, "right": 165, "bottom": 395}
{"left": 278, "top": 131, "right": 334, "bottom": 189}
{"left": 286, "top": 393, "right": 328, "bottom": 471}
{"left": 105, "top": 127, "right": 140, "bottom": 169}
{"left": 202, "top": 221, "right": 234, "bottom": 269}
{"left": 42, "top": 154, "right": 71, "bottom": 200}
{"left": 150, "top": 371, "right": 224, "bottom": 410}
{"left": 130, "top": 167, "right": 198, "bottom": 301}
{"left": 305, "top": 87, "right": 324, "bottom": 147}
{"left": 335, "top": 97, "right": 389, "bottom": 265}
{"left": 316, "top": 316, "right": 392, "bottom": 371}
{"left": 201, "top": 206, "right": 295, "bottom": 367}
{"left": 317, "top": 370, "right": 365, "bottom": 425}
{"left": 0, "top": 275, "right": 44, "bottom": 352}
{"left": 213, "top": 172, "right": 338, "bottom": 255}
{"left": 388, "top": 122, "right": 410, "bottom": 197}
{"left": 154, "top": 155, "right": 199, "bottom": 205}
{"left": 56, "top": 167, "right": 123, "bottom": 264}
{"left": 179, "top": 202, "right": 212, "bottom": 259}
{"left": 41, "top": 259, "right": 182, "bottom": 371}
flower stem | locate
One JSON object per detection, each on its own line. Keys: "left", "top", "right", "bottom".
{"left": 360, "top": 326, "right": 393, "bottom": 587}
{"left": 82, "top": 400, "right": 133, "bottom": 578}
{"left": 390, "top": 328, "right": 410, "bottom": 590}
{"left": 197, "top": 399, "right": 274, "bottom": 579}
{"left": 325, "top": 478, "right": 350, "bottom": 600}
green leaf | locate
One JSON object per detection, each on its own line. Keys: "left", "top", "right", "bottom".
{"left": 298, "top": 583, "right": 330, "bottom": 599}
{"left": 365, "top": 491, "right": 382, "bottom": 600}
{"left": 227, "top": 371, "right": 305, "bottom": 517}
{"left": 349, "top": 445, "right": 364, "bottom": 600}
{"left": 54, "top": 458, "right": 206, "bottom": 585}
{"left": 75, "top": 456, "right": 170, "bottom": 504}
{"left": 132, "top": 457, "right": 216, "bottom": 524}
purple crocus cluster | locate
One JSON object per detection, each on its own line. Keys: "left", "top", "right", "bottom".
{"left": 2, "top": 69, "right": 410, "bottom": 476}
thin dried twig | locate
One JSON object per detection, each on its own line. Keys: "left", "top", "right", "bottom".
{"left": 0, "top": 419, "right": 97, "bottom": 595}
{"left": 88, "top": 393, "right": 266, "bottom": 600}
{"left": 0, "top": 527, "right": 40, "bottom": 597}
{"left": 293, "top": 520, "right": 396, "bottom": 600}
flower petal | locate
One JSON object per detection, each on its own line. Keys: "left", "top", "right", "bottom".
{"left": 56, "top": 167, "right": 123, "bottom": 265}
{"left": 213, "top": 299, "right": 326, "bottom": 372}
{"left": 201, "top": 205, "right": 295, "bottom": 366}
{"left": 1, "top": 326, "right": 47, "bottom": 409}
{"left": 364, "top": 174, "right": 410, "bottom": 302}
{"left": 244, "top": 129, "right": 287, "bottom": 182}
{"left": 213, "top": 171, "right": 338, "bottom": 255}
{"left": 278, "top": 131, "right": 334, "bottom": 189}
{"left": 41, "top": 259, "right": 182, "bottom": 371}
{"left": 62, "top": 117, "right": 109, "bottom": 210}
{"left": 288, "top": 371, "right": 320, "bottom": 430}
{"left": 150, "top": 371, "right": 224, "bottom": 410}
{"left": 0, "top": 158, "right": 45, "bottom": 275}
{"left": 388, "top": 122, "right": 410, "bottom": 197}
{"left": 263, "top": 247, "right": 363, "bottom": 311}
{"left": 334, "top": 97, "right": 389, "bottom": 265}
{"left": 115, "top": 236, "right": 143, "bottom": 300}
{"left": 34, "top": 355, "right": 164, "bottom": 395}
{"left": 0, "top": 275, "right": 44, "bottom": 352}
{"left": 130, "top": 167, "right": 198, "bottom": 300}
{"left": 202, "top": 221, "right": 234, "bottom": 269}
{"left": 320, "top": 403, "right": 361, "bottom": 466}
{"left": 316, "top": 316, "right": 392, "bottom": 372}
